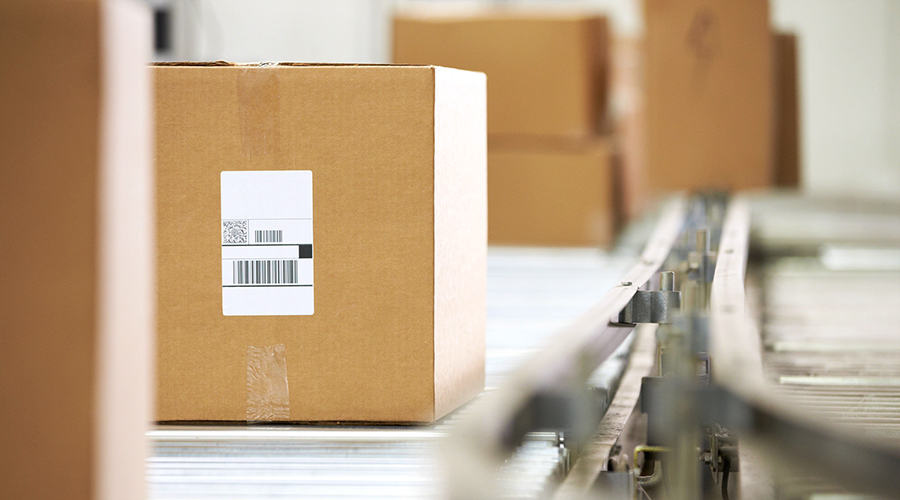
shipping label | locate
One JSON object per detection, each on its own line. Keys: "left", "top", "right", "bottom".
{"left": 221, "top": 171, "right": 313, "bottom": 315}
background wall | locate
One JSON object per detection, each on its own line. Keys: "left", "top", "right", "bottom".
{"left": 770, "top": 0, "right": 900, "bottom": 199}
{"left": 150, "top": 0, "right": 900, "bottom": 201}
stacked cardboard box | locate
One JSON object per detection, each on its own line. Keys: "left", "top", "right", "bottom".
{"left": 394, "top": 9, "right": 617, "bottom": 246}
{"left": 613, "top": 1, "right": 799, "bottom": 216}
{"left": 154, "top": 64, "right": 486, "bottom": 423}
{"left": 608, "top": 36, "right": 650, "bottom": 220}
{"left": 0, "top": 1, "right": 154, "bottom": 499}
{"left": 488, "top": 137, "right": 616, "bottom": 246}
{"left": 642, "top": 0, "right": 774, "bottom": 196}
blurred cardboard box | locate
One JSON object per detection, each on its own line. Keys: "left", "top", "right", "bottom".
{"left": 0, "top": 1, "right": 154, "bottom": 499}
{"left": 609, "top": 36, "right": 651, "bottom": 221}
{"left": 488, "top": 138, "right": 617, "bottom": 247}
{"left": 774, "top": 31, "right": 801, "bottom": 188}
{"left": 394, "top": 8, "right": 617, "bottom": 247}
{"left": 154, "top": 63, "right": 486, "bottom": 423}
{"left": 644, "top": 0, "right": 774, "bottom": 193}
{"left": 393, "top": 9, "right": 608, "bottom": 138}
{"left": 615, "top": 26, "right": 800, "bottom": 221}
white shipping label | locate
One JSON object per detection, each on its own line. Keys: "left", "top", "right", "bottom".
{"left": 221, "top": 171, "right": 313, "bottom": 316}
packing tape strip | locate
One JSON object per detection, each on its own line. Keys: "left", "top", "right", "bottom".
{"left": 237, "top": 67, "right": 280, "bottom": 157}
{"left": 246, "top": 344, "right": 290, "bottom": 421}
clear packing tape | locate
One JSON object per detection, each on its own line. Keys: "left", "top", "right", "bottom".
{"left": 246, "top": 344, "right": 290, "bottom": 421}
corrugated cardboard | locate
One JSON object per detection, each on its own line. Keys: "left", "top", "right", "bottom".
{"left": 488, "top": 137, "right": 617, "bottom": 247}
{"left": 774, "top": 31, "right": 801, "bottom": 188}
{"left": 393, "top": 9, "right": 608, "bottom": 138}
{"left": 0, "top": 1, "right": 154, "bottom": 499}
{"left": 154, "top": 63, "right": 486, "bottom": 423}
{"left": 644, "top": 0, "right": 774, "bottom": 192}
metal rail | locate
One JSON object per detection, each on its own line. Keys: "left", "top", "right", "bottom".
{"left": 553, "top": 323, "right": 658, "bottom": 499}
{"left": 444, "top": 197, "right": 688, "bottom": 500}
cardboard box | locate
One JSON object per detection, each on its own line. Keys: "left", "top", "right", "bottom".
{"left": 773, "top": 31, "right": 801, "bottom": 188}
{"left": 393, "top": 9, "right": 608, "bottom": 138}
{"left": 154, "top": 63, "right": 486, "bottom": 423}
{"left": 0, "top": 1, "right": 154, "bottom": 499}
{"left": 644, "top": 0, "right": 774, "bottom": 192}
{"left": 488, "top": 137, "right": 617, "bottom": 246}
{"left": 609, "top": 36, "right": 651, "bottom": 221}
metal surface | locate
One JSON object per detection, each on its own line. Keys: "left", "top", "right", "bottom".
{"left": 754, "top": 250, "right": 900, "bottom": 498}
{"left": 616, "top": 271, "right": 681, "bottom": 324}
{"left": 553, "top": 323, "right": 658, "bottom": 500}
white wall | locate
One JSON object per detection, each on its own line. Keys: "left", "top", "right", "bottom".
{"left": 179, "top": 0, "right": 382, "bottom": 62}
{"left": 772, "top": 0, "right": 900, "bottom": 199}
{"left": 162, "top": 0, "right": 900, "bottom": 200}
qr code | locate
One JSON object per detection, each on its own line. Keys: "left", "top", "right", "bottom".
{"left": 222, "top": 220, "right": 249, "bottom": 244}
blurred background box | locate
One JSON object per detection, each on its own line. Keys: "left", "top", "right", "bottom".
{"left": 393, "top": 8, "right": 609, "bottom": 138}
{"left": 488, "top": 137, "right": 617, "bottom": 247}
{"left": 609, "top": 35, "right": 649, "bottom": 221}
{"left": 0, "top": 1, "right": 154, "bottom": 499}
{"left": 644, "top": 0, "right": 774, "bottom": 193}
{"left": 147, "top": 0, "right": 900, "bottom": 202}
{"left": 154, "top": 63, "right": 486, "bottom": 423}
{"left": 612, "top": 26, "right": 801, "bottom": 220}
{"left": 393, "top": 6, "right": 618, "bottom": 246}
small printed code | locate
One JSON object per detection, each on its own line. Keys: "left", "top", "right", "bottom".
{"left": 223, "top": 220, "right": 249, "bottom": 244}
{"left": 233, "top": 260, "right": 299, "bottom": 285}
{"left": 255, "top": 230, "right": 283, "bottom": 243}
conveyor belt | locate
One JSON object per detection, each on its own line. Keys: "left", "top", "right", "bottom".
{"left": 711, "top": 196, "right": 900, "bottom": 500}
{"left": 147, "top": 247, "right": 637, "bottom": 499}
{"left": 148, "top": 194, "right": 900, "bottom": 500}
{"left": 754, "top": 254, "right": 900, "bottom": 498}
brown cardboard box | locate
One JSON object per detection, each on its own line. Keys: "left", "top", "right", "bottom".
{"left": 393, "top": 9, "right": 608, "bottom": 138}
{"left": 154, "top": 63, "right": 486, "bottom": 423}
{"left": 488, "top": 138, "right": 617, "bottom": 247}
{"left": 609, "top": 36, "right": 651, "bottom": 221}
{"left": 644, "top": 0, "right": 774, "bottom": 193}
{"left": 0, "top": 1, "right": 154, "bottom": 499}
{"left": 774, "top": 31, "right": 801, "bottom": 188}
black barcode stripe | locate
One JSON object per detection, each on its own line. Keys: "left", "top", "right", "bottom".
{"left": 254, "top": 230, "right": 283, "bottom": 243}
{"left": 232, "top": 259, "right": 298, "bottom": 284}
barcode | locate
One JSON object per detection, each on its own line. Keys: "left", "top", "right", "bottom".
{"left": 233, "top": 260, "right": 299, "bottom": 285}
{"left": 255, "top": 230, "right": 283, "bottom": 243}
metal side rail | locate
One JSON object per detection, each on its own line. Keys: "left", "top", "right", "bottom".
{"left": 444, "top": 196, "right": 689, "bottom": 500}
